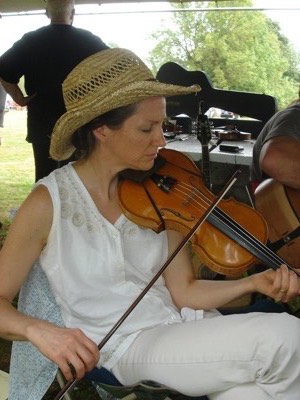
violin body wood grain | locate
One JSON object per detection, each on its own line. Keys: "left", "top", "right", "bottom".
{"left": 255, "top": 178, "right": 300, "bottom": 269}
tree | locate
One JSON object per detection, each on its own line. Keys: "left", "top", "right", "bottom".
{"left": 148, "top": 0, "right": 300, "bottom": 108}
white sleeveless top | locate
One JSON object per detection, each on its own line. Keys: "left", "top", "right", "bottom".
{"left": 38, "top": 163, "right": 182, "bottom": 369}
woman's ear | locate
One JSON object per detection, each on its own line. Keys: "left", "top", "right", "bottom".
{"left": 93, "top": 125, "right": 109, "bottom": 142}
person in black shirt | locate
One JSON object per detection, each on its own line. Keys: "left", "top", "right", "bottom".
{"left": 0, "top": 0, "right": 108, "bottom": 181}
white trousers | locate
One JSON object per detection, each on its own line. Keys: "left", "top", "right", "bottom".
{"left": 112, "top": 311, "right": 300, "bottom": 400}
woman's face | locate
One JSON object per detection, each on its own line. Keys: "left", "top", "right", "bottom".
{"left": 100, "top": 96, "right": 167, "bottom": 171}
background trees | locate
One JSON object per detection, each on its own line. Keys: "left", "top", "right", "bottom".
{"left": 148, "top": 0, "right": 300, "bottom": 108}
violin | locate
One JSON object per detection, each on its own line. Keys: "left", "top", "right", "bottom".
{"left": 119, "top": 148, "right": 300, "bottom": 277}
{"left": 213, "top": 125, "right": 251, "bottom": 141}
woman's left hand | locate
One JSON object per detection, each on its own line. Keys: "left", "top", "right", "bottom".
{"left": 251, "top": 264, "right": 300, "bottom": 303}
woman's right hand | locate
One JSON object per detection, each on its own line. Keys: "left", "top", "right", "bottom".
{"left": 26, "top": 320, "right": 100, "bottom": 381}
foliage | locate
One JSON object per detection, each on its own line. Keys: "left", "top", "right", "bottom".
{"left": 148, "top": 0, "right": 300, "bottom": 108}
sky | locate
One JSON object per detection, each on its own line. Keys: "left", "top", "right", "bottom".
{"left": 0, "top": 1, "right": 299, "bottom": 64}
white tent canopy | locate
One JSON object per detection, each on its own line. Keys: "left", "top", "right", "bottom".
{"left": 1, "top": 0, "right": 247, "bottom": 14}
{"left": 0, "top": 0, "right": 205, "bottom": 14}
{"left": 0, "top": 1, "right": 289, "bottom": 14}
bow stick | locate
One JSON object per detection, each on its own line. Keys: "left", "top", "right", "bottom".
{"left": 53, "top": 170, "right": 241, "bottom": 400}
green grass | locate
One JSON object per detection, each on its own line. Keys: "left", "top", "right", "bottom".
{"left": 0, "top": 109, "right": 34, "bottom": 221}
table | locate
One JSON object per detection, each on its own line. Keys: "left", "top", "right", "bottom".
{"left": 165, "top": 135, "right": 255, "bottom": 166}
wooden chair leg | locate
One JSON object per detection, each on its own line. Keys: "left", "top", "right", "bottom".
{"left": 0, "top": 370, "right": 9, "bottom": 400}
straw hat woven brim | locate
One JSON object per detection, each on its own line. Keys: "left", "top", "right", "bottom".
{"left": 50, "top": 48, "right": 200, "bottom": 160}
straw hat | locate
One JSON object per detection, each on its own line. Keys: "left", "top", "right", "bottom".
{"left": 50, "top": 48, "right": 200, "bottom": 160}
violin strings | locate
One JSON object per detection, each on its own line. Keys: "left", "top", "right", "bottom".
{"left": 180, "top": 180, "right": 288, "bottom": 268}
{"left": 183, "top": 181, "right": 290, "bottom": 269}
{"left": 170, "top": 180, "right": 288, "bottom": 271}
{"left": 162, "top": 178, "right": 284, "bottom": 270}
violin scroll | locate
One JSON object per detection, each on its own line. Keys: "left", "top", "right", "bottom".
{"left": 213, "top": 125, "right": 251, "bottom": 141}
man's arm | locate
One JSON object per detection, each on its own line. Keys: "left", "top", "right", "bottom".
{"left": 0, "top": 78, "right": 35, "bottom": 107}
{"left": 259, "top": 135, "right": 300, "bottom": 189}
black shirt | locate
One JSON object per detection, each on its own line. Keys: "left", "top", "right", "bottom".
{"left": 0, "top": 24, "right": 108, "bottom": 142}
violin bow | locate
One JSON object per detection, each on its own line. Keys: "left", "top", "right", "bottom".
{"left": 53, "top": 170, "right": 241, "bottom": 400}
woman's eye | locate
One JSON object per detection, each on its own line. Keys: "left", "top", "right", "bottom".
{"left": 141, "top": 127, "right": 152, "bottom": 133}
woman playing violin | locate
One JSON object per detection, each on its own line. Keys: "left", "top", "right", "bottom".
{"left": 0, "top": 48, "right": 300, "bottom": 400}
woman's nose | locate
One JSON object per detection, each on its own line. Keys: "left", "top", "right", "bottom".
{"left": 153, "top": 127, "right": 166, "bottom": 147}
